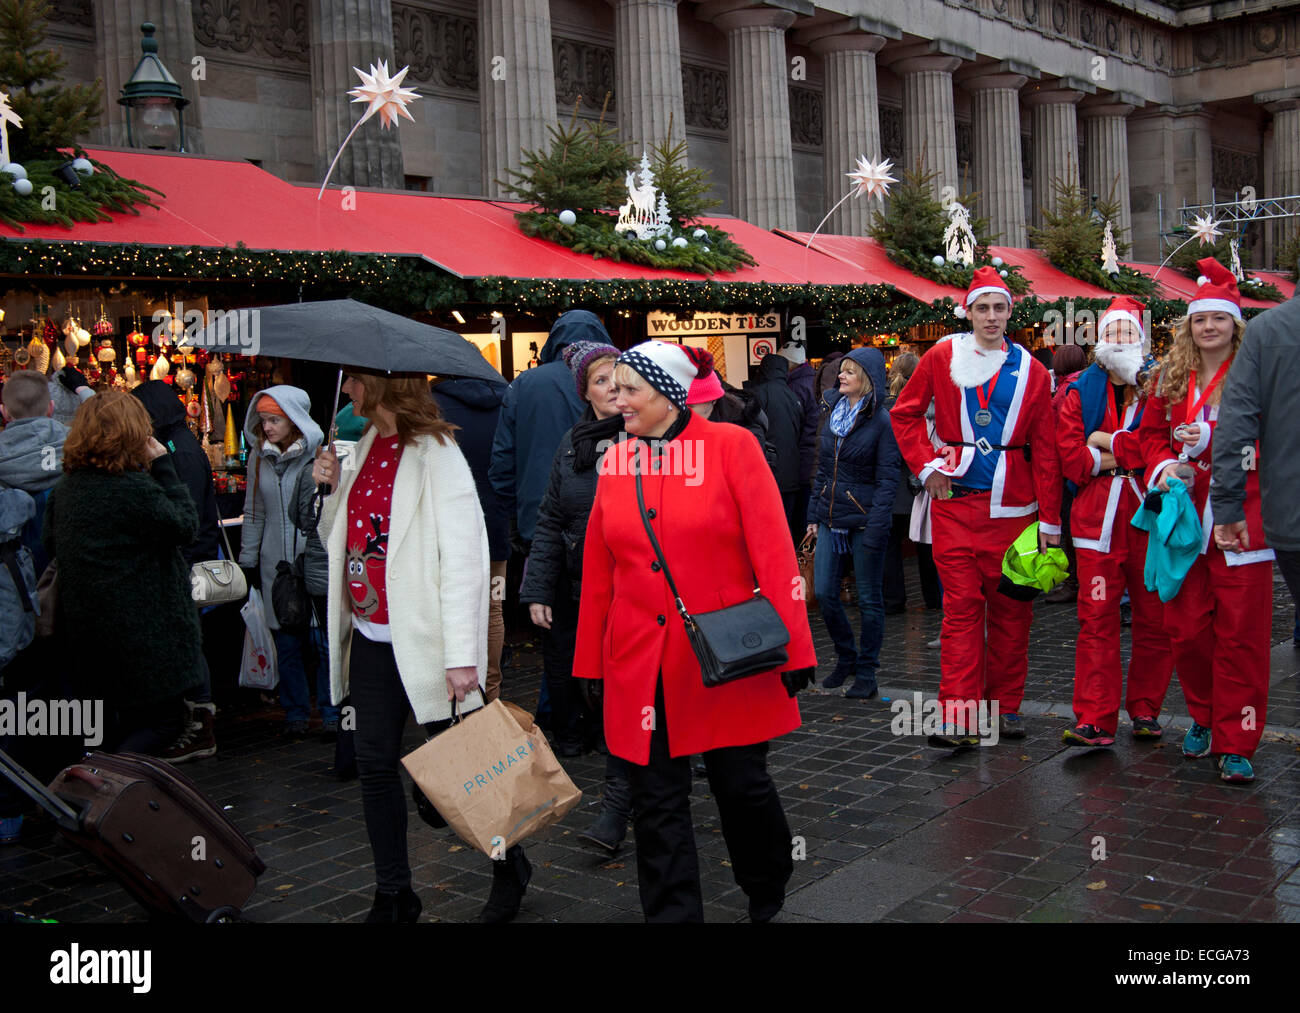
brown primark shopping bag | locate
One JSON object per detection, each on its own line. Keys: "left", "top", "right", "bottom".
{"left": 401, "top": 699, "right": 581, "bottom": 858}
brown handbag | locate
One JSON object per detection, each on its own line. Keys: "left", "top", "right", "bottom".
{"left": 797, "top": 531, "right": 817, "bottom": 608}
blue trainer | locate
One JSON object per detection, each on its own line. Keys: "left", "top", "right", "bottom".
{"left": 1182, "top": 722, "right": 1212, "bottom": 758}
{"left": 0, "top": 815, "right": 22, "bottom": 844}
{"left": 1219, "top": 754, "right": 1254, "bottom": 783}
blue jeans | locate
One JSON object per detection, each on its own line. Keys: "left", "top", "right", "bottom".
{"left": 274, "top": 626, "right": 340, "bottom": 725}
{"left": 814, "top": 525, "right": 886, "bottom": 682}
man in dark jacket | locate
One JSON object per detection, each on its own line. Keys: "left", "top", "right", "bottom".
{"left": 489, "top": 310, "right": 605, "bottom": 549}
{"left": 780, "top": 339, "right": 821, "bottom": 540}
{"left": 435, "top": 376, "right": 511, "bottom": 702}
{"left": 749, "top": 353, "right": 806, "bottom": 539}
{"left": 132, "top": 380, "right": 222, "bottom": 763}
{"left": 1211, "top": 286, "right": 1300, "bottom": 616}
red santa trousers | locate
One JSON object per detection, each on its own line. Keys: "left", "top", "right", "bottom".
{"left": 1073, "top": 513, "right": 1174, "bottom": 733}
{"left": 930, "top": 493, "right": 1033, "bottom": 720}
{"left": 1162, "top": 547, "right": 1271, "bottom": 758}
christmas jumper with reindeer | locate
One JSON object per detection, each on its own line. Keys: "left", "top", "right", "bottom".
{"left": 347, "top": 434, "right": 404, "bottom": 641}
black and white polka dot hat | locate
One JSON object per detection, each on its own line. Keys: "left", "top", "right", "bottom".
{"left": 617, "top": 341, "right": 703, "bottom": 410}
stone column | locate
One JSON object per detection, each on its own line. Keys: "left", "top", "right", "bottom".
{"left": 706, "top": 4, "right": 801, "bottom": 230}
{"left": 1023, "top": 77, "right": 1093, "bottom": 228}
{"left": 883, "top": 40, "right": 973, "bottom": 197}
{"left": 958, "top": 61, "right": 1036, "bottom": 248}
{"left": 609, "top": 0, "right": 687, "bottom": 158}
{"left": 478, "top": 0, "right": 558, "bottom": 197}
{"left": 1080, "top": 93, "right": 1139, "bottom": 241}
{"left": 94, "top": 2, "right": 204, "bottom": 152}
{"left": 799, "top": 16, "right": 900, "bottom": 236}
{"left": 1259, "top": 88, "right": 1300, "bottom": 260}
{"left": 310, "top": 0, "right": 404, "bottom": 189}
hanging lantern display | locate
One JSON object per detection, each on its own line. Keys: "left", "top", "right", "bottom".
{"left": 40, "top": 315, "right": 59, "bottom": 343}
{"left": 175, "top": 363, "right": 197, "bottom": 390}
{"left": 51, "top": 345, "right": 66, "bottom": 372}
{"left": 224, "top": 405, "right": 239, "bottom": 458}
{"left": 25, "top": 336, "right": 49, "bottom": 373}
{"left": 96, "top": 339, "right": 116, "bottom": 363}
{"left": 123, "top": 360, "right": 137, "bottom": 386}
{"left": 151, "top": 351, "right": 170, "bottom": 380}
{"left": 64, "top": 333, "right": 79, "bottom": 359}
{"left": 75, "top": 327, "right": 91, "bottom": 347}
{"left": 92, "top": 305, "right": 114, "bottom": 336}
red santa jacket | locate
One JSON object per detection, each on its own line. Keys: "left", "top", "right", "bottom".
{"left": 1056, "top": 370, "right": 1149, "bottom": 552}
{"left": 1138, "top": 372, "right": 1273, "bottom": 566}
{"left": 890, "top": 336, "right": 1063, "bottom": 531}
{"left": 573, "top": 412, "right": 815, "bottom": 764}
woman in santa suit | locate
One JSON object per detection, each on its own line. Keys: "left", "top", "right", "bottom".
{"left": 574, "top": 340, "right": 817, "bottom": 923}
{"left": 1056, "top": 297, "right": 1174, "bottom": 747}
{"left": 1138, "top": 258, "right": 1273, "bottom": 783}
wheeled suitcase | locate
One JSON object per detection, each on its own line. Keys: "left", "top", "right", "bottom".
{"left": 0, "top": 747, "right": 265, "bottom": 922}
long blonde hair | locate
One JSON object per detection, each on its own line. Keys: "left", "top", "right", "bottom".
{"left": 1149, "top": 313, "right": 1247, "bottom": 410}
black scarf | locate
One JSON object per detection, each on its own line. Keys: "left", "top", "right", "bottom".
{"left": 635, "top": 407, "right": 691, "bottom": 461}
{"left": 571, "top": 412, "right": 626, "bottom": 472}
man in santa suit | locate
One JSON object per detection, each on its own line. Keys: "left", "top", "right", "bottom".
{"left": 1056, "top": 297, "right": 1174, "bottom": 747}
{"left": 1138, "top": 258, "right": 1272, "bottom": 783}
{"left": 891, "top": 267, "right": 1062, "bottom": 748}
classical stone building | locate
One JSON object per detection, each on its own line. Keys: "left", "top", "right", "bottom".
{"left": 47, "top": 0, "right": 1300, "bottom": 264}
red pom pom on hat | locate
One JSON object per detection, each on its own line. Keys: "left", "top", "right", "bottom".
{"left": 683, "top": 345, "right": 715, "bottom": 378}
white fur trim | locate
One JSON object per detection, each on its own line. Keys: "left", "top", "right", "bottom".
{"left": 1038, "top": 522, "right": 1062, "bottom": 537}
{"left": 988, "top": 343, "right": 1036, "bottom": 519}
{"left": 966, "top": 284, "right": 1012, "bottom": 306}
{"left": 948, "top": 333, "right": 1007, "bottom": 389}
{"left": 1187, "top": 297, "right": 1242, "bottom": 320}
{"left": 1088, "top": 446, "right": 1103, "bottom": 476}
{"left": 1097, "top": 310, "right": 1145, "bottom": 341}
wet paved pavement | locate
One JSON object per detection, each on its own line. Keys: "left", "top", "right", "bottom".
{"left": 2, "top": 568, "right": 1298, "bottom": 924}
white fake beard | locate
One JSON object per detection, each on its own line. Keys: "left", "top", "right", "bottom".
{"left": 1093, "top": 340, "right": 1143, "bottom": 386}
{"left": 948, "top": 333, "right": 1007, "bottom": 389}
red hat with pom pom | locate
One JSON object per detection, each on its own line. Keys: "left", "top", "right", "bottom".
{"left": 1188, "top": 257, "right": 1242, "bottom": 321}
{"left": 618, "top": 340, "right": 710, "bottom": 409}
{"left": 954, "top": 265, "right": 1013, "bottom": 320}
{"left": 684, "top": 346, "right": 725, "bottom": 404}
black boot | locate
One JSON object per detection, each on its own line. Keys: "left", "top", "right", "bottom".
{"left": 365, "top": 886, "right": 422, "bottom": 924}
{"left": 577, "top": 810, "right": 627, "bottom": 853}
{"left": 478, "top": 846, "right": 531, "bottom": 923}
{"left": 578, "top": 758, "right": 631, "bottom": 852}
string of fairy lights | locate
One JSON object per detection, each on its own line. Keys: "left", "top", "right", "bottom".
{"left": 0, "top": 240, "right": 1250, "bottom": 342}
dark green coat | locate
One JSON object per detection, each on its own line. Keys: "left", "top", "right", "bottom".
{"left": 43, "top": 456, "right": 205, "bottom": 707}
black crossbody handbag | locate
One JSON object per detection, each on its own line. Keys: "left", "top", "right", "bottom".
{"left": 634, "top": 452, "right": 790, "bottom": 688}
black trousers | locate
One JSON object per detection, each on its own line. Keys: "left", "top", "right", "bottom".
{"left": 882, "top": 513, "right": 942, "bottom": 610}
{"left": 541, "top": 578, "right": 587, "bottom": 750}
{"left": 626, "top": 681, "right": 793, "bottom": 922}
{"left": 349, "top": 632, "right": 448, "bottom": 892}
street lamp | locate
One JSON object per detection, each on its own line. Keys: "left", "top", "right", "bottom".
{"left": 1088, "top": 193, "right": 1104, "bottom": 226}
{"left": 118, "top": 23, "right": 188, "bottom": 151}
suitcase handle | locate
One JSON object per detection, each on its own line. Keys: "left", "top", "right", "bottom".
{"left": 67, "top": 766, "right": 108, "bottom": 790}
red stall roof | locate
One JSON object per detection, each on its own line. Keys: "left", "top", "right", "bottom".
{"left": 985, "top": 246, "right": 1113, "bottom": 300}
{"left": 1122, "top": 262, "right": 1293, "bottom": 309}
{"left": 3, "top": 148, "right": 863, "bottom": 287}
{"left": 777, "top": 232, "right": 965, "bottom": 303}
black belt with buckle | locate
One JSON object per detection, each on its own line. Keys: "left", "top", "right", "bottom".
{"left": 945, "top": 439, "right": 1032, "bottom": 462}
{"left": 1100, "top": 467, "right": 1139, "bottom": 478}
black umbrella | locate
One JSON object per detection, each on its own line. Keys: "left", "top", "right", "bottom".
{"left": 195, "top": 298, "right": 503, "bottom": 383}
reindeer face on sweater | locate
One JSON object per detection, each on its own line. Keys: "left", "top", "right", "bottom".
{"left": 347, "top": 514, "right": 386, "bottom": 617}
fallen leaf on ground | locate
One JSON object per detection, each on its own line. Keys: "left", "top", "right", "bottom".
{"left": 275, "top": 884, "right": 293, "bottom": 891}
{"left": 830, "top": 715, "right": 845, "bottom": 723}
{"left": 602, "top": 862, "right": 625, "bottom": 870}
{"left": 1086, "top": 880, "right": 1107, "bottom": 891}
{"left": 1020, "top": 755, "right": 1032, "bottom": 761}
{"left": 1140, "top": 903, "right": 1163, "bottom": 911}
{"left": 448, "top": 845, "right": 463, "bottom": 852}
{"left": 721, "top": 860, "right": 732, "bottom": 867}
{"left": 799, "top": 784, "right": 811, "bottom": 790}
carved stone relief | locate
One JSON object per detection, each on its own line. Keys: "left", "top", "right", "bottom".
{"left": 683, "top": 64, "right": 727, "bottom": 131}
{"left": 194, "top": 0, "right": 258, "bottom": 55}
{"left": 789, "top": 85, "right": 823, "bottom": 148}
{"left": 394, "top": 5, "right": 478, "bottom": 92}
{"left": 880, "top": 105, "right": 903, "bottom": 162}
{"left": 553, "top": 37, "right": 616, "bottom": 113}
{"left": 47, "top": 0, "right": 92, "bottom": 27}
{"left": 1212, "top": 147, "right": 1260, "bottom": 199}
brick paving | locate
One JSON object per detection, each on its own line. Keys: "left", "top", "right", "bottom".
{"left": 2, "top": 568, "right": 1298, "bottom": 924}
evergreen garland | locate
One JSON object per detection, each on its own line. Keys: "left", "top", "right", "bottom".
{"left": 869, "top": 162, "right": 1030, "bottom": 294}
{"left": 0, "top": 154, "right": 163, "bottom": 232}
{"left": 1028, "top": 177, "right": 1155, "bottom": 295}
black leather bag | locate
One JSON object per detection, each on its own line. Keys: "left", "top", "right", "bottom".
{"left": 271, "top": 554, "right": 310, "bottom": 631}
{"left": 634, "top": 454, "right": 789, "bottom": 688}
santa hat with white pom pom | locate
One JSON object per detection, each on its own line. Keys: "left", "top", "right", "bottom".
{"left": 953, "top": 265, "right": 1013, "bottom": 320}
{"left": 1188, "top": 257, "right": 1242, "bottom": 321}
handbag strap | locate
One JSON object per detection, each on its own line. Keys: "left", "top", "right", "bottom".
{"left": 216, "top": 516, "right": 237, "bottom": 564}
{"left": 633, "top": 448, "right": 694, "bottom": 624}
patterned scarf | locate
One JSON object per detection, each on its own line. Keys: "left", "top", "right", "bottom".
{"left": 827, "top": 394, "right": 868, "bottom": 553}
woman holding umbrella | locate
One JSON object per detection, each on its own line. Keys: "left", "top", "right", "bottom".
{"left": 312, "top": 368, "right": 524, "bottom": 922}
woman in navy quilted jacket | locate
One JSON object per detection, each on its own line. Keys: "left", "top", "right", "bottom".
{"left": 804, "top": 347, "right": 902, "bottom": 699}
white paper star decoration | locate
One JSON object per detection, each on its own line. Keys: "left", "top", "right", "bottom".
{"left": 1100, "top": 221, "right": 1119, "bottom": 274}
{"left": 348, "top": 60, "right": 419, "bottom": 129}
{"left": 846, "top": 157, "right": 896, "bottom": 203}
{"left": 1190, "top": 214, "right": 1223, "bottom": 246}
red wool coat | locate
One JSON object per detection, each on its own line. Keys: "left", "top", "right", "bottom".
{"left": 890, "top": 338, "right": 1063, "bottom": 531}
{"left": 1056, "top": 384, "right": 1149, "bottom": 551}
{"left": 573, "top": 412, "right": 815, "bottom": 764}
{"left": 1138, "top": 378, "right": 1273, "bottom": 566}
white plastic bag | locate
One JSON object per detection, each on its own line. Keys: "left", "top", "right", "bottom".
{"left": 239, "top": 587, "right": 279, "bottom": 690}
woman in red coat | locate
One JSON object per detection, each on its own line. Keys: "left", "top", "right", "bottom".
{"left": 574, "top": 340, "right": 817, "bottom": 922}
{"left": 1137, "top": 259, "right": 1272, "bottom": 784}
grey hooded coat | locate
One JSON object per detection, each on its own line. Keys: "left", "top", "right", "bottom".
{"left": 238, "top": 385, "right": 323, "bottom": 630}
